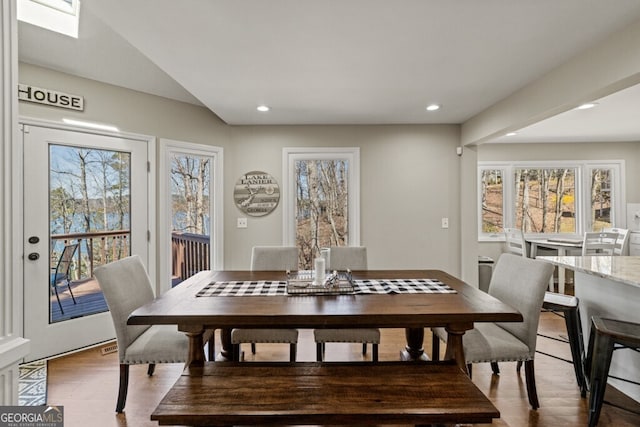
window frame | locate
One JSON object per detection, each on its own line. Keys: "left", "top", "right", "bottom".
{"left": 478, "top": 160, "right": 625, "bottom": 241}
{"left": 282, "top": 147, "right": 360, "bottom": 247}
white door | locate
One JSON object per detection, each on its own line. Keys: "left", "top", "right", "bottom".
{"left": 22, "top": 123, "right": 150, "bottom": 361}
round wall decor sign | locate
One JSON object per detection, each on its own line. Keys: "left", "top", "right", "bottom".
{"left": 233, "top": 171, "right": 280, "bottom": 216}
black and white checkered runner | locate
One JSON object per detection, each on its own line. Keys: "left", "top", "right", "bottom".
{"left": 196, "top": 279, "right": 456, "bottom": 297}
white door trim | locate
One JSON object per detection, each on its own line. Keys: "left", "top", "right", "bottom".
{"left": 158, "top": 138, "right": 224, "bottom": 294}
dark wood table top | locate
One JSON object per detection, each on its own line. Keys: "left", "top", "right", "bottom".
{"left": 128, "top": 269, "right": 522, "bottom": 329}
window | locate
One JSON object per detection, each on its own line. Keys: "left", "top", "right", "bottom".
{"left": 478, "top": 161, "right": 624, "bottom": 240}
{"left": 283, "top": 148, "right": 360, "bottom": 270}
{"left": 18, "top": 0, "right": 81, "bottom": 38}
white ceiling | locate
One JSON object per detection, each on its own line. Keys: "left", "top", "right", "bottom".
{"left": 17, "top": 0, "right": 640, "bottom": 142}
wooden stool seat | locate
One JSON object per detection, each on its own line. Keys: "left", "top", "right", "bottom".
{"left": 585, "top": 317, "right": 640, "bottom": 427}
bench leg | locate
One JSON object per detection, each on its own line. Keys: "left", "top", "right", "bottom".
{"left": 432, "top": 334, "right": 440, "bottom": 361}
{"left": 289, "top": 343, "right": 297, "bottom": 362}
{"left": 372, "top": 343, "right": 379, "bottom": 362}
{"left": 316, "top": 343, "right": 323, "bottom": 361}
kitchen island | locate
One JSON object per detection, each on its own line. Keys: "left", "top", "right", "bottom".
{"left": 536, "top": 255, "right": 640, "bottom": 402}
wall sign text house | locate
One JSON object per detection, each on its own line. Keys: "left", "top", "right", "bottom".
{"left": 18, "top": 84, "right": 84, "bottom": 111}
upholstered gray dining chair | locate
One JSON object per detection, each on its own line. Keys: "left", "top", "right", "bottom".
{"left": 313, "top": 246, "right": 380, "bottom": 362}
{"left": 231, "top": 246, "right": 299, "bottom": 361}
{"left": 432, "top": 253, "right": 554, "bottom": 409}
{"left": 94, "top": 255, "right": 213, "bottom": 413}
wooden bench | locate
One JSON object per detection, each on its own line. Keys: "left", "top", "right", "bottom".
{"left": 151, "top": 361, "right": 499, "bottom": 426}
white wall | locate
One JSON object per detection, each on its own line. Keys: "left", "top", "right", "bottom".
{"left": 18, "top": 63, "right": 463, "bottom": 279}
{"left": 225, "top": 125, "right": 461, "bottom": 271}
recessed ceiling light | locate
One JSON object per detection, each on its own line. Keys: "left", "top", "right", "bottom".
{"left": 257, "top": 105, "right": 270, "bottom": 112}
{"left": 426, "top": 104, "right": 440, "bottom": 111}
{"left": 576, "top": 102, "right": 597, "bottom": 110}
{"left": 506, "top": 132, "right": 517, "bottom": 136}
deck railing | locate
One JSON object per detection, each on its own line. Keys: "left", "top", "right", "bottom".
{"left": 171, "top": 232, "right": 210, "bottom": 282}
{"left": 51, "top": 230, "right": 130, "bottom": 280}
{"left": 51, "top": 230, "right": 210, "bottom": 283}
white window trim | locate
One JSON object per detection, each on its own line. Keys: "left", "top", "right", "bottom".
{"left": 158, "top": 139, "right": 224, "bottom": 293}
{"left": 282, "top": 147, "right": 360, "bottom": 246}
{"left": 478, "top": 160, "right": 625, "bottom": 241}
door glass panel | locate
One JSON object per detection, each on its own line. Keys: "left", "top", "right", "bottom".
{"left": 49, "top": 144, "right": 131, "bottom": 323}
{"left": 170, "top": 154, "right": 211, "bottom": 286}
{"left": 295, "top": 159, "right": 349, "bottom": 270}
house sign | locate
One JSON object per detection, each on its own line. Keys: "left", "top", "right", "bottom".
{"left": 18, "top": 84, "right": 84, "bottom": 111}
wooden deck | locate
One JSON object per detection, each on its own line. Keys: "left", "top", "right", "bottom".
{"left": 50, "top": 278, "right": 108, "bottom": 322}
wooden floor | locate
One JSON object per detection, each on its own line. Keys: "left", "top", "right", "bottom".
{"left": 46, "top": 311, "right": 640, "bottom": 427}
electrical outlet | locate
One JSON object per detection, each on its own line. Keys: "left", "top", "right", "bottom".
{"left": 237, "top": 217, "right": 248, "bottom": 228}
{"left": 441, "top": 217, "right": 449, "bottom": 229}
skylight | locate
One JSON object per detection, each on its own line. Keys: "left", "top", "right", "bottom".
{"left": 18, "top": 0, "right": 80, "bottom": 38}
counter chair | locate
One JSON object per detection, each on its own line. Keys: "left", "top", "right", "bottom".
{"left": 504, "top": 227, "right": 528, "bottom": 257}
{"left": 231, "top": 246, "right": 299, "bottom": 361}
{"left": 50, "top": 243, "right": 79, "bottom": 314}
{"left": 432, "top": 253, "right": 554, "bottom": 409}
{"left": 601, "top": 227, "right": 630, "bottom": 256}
{"left": 313, "top": 246, "right": 380, "bottom": 362}
{"left": 582, "top": 231, "right": 618, "bottom": 255}
{"left": 584, "top": 317, "right": 640, "bottom": 427}
{"left": 537, "top": 292, "right": 587, "bottom": 396}
{"left": 94, "top": 255, "right": 214, "bottom": 413}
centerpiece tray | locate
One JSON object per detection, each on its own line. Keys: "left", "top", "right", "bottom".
{"left": 286, "top": 270, "right": 355, "bottom": 295}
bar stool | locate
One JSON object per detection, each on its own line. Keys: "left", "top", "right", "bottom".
{"left": 538, "top": 292, "right": 587, "bottom": 397}
{"left": 584, "top": 317, "right": 640, "bottom": 427}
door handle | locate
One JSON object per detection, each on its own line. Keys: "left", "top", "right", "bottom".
{"left": 28, "top": 252, "right": 40, "bottom": 261}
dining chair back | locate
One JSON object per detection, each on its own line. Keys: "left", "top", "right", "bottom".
{"left": 601, "top": 227, "right": 630, "bottom": 256}
{"left": 326, "top": 246, "right": 367, "bottom": 270}
{"left": 95, "top": 255, "right": 213, "bottom": 412}
{"left": 582, "top": 231, "right": 618, "bottom": 256}
{"left": 432, "top": 253, "right": 554, "bottom": 409}
{"left": 50, "top": 243, "right": 79, "bottom": 314}
{"left": 314, "top": 246, "right": 379, "bottom": 362}
{"left": 232, "top": 246, "right": 299, "bottom": 361}
{"left": 504, "top": 228, "right": 528, "bottom": 257}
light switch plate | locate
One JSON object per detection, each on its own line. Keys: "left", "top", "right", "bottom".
{"left": 441, "top": 217, "right": 449, "bottom": 229}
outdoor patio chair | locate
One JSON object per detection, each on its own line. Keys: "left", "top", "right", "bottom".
{"left": 50, "top": 243, "right": 79, "bottom": 314}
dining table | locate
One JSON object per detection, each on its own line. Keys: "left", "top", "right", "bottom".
{"left": 528, "top": 237, "right": 583, "bottom": 293}
{"left": 128, "top": 269, "right": 523, "bottom": 374}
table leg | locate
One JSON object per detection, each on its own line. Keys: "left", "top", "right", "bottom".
{"left": 557, "top": 248, "right": 568, "bottom": 294}
{"left": 531, "top": 242, "right": 555, "bottom": 292}
{"left": 400, "top": 328, "right": 429, "bottom": 361}
{"left": 179, "top": 325, "right": 205, "bottom": 368}
{"left": 445, "top": 323, "right": 473, "bottom": 375}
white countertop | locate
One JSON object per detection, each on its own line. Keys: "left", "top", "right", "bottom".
{"left": 536, "top": 256, "right": 640, "bottom": 288}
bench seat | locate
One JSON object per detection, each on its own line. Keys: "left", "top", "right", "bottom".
{"left": 151, "top": 361, "right": 499, "bottom": 426}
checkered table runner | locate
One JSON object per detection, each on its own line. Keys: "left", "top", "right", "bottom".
{"left": 196, "top": 279, "right": 456, "bottom": 297}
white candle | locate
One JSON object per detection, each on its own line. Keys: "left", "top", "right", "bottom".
{"left": 314, "top": 257, "right": 326, "bottom": 285}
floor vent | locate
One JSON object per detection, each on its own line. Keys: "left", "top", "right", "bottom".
{"left": 101, "top": 343, "right": 118, "bottom": 355}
